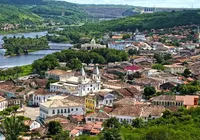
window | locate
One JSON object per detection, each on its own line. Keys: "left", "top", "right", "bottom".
{"left": 52, "top": 110, "right": 55, "bottom": 114}
{"left": 71, "top": 108, "right": 73, "bottom": 111}
{"left": 64, "top": 109, "right": 67, "bottom": 113}
{"left": 76, "top": 108, "right": 78, "bottom": 111}
{"left": 68, "top": 109, "right": 70, "bottom": 113}
{"left": 88, "top": 118, "right": 91, "bottom": 121}
{"left": 61, "top": 109, "right": 63, "bottom": 113}
{"left": 57, "top": 109, "right": 60, "bottom": 114}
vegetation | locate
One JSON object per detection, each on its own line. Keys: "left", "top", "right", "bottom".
{"left": 32, "top": 48, "right": 128, "bottom": 75}
{"left": 144, "top": 86, "right": 156, "bottom": 98}
{"left": 0, "top": 4, "right": 42, "bottom": 24}
{"left": 154, "top": 53, "right": 172, "bottom": 64}
{"left": 174, "top": 80, "right": 200, "bottom": 95}
{"left": 152, "top": 64, "right": 165, "bottom": 71}
{"left": 3, "top": 36, "right": 48, "bottom": 56}
{"left": 182, "top": 68, "right": 192, "bottom": 78}
{"left": 0, "top": 65, "right": 32, "bottom": 81}
{"left": 77, "top": 107, "right": 200, "bottom": 140}
{"left": 47, "top": 121, "right": 69, "bottom": 140}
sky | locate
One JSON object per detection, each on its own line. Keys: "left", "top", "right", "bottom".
{"left": 64, "top": 0, "right": 200, "bottom": 8}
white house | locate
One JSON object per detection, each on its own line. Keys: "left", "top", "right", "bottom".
{"left": 95, "top": 92, "right": 116, "bottom": 108}
{"left": 0, "top": 96, "right": 7, "bottom": 111}
{"left": 109, "top": 105, "right": 165, "bottom": 123}
{"left": 39, "top": 98, "right": 85, "bottom": 119}
{"left": 50, "top": 66, "right": 101, "bottom": 96}
{"left": 32, "top": 88, "right": 57, "bottom": 106}
{"left": 24, "top": 120, "right": 41, "bottom": 131}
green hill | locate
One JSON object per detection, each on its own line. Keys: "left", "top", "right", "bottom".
{"left": 0, "top": 0, "right": 43, "bottom": 5}
{"left": 62, "top": 9, "right": 200, "bottom": 35}
{"left": 0, "top": 4, "right": 42, "bottom": 24}
{"left": 30, "top": 1, "right": 88, "bottom": 24}
{"left": 85, "top": 9, "right": 200, "bottom": 32}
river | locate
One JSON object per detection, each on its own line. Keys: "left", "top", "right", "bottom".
{"left": 0, "top": 31, "right": 62, "bottom": 68}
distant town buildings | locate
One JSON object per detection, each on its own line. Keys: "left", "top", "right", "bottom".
{"left": 81, "top": 38, "right": 106, "bottom": 50}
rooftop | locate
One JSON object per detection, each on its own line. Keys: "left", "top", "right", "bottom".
{"left": 40, "top": 98, "right": 83, "bottom": 108}
{"left": 46, "top": 69, "right": 73, "bottom": 76}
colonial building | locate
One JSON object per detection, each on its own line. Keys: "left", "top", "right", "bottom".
{"left": 39, "top": 98, "right": 85, "bottom": 119}
{"left": 81, "top": 39, "right": 106, "bottom": 50}
{"left": 0, "top": 96, "right": 7, "bottom": 111}
{"left": 32, "top": 88, "right": 57, "bottom": 106}
{"left": 45, "top": 69, "right": 74, "bottom": 81}
{"left": 151, "top": 95, "right": 199, "bottom": 109}
{"left": 164, "top": 64, "right": 186, "bottom": 74}
{"left": 50, "top": 67, "right": 101, "bottom": 96}
{"left": 132, "top": 29, "right": 146, "bottom": 42}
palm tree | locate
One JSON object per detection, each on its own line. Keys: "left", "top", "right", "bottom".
{"left": 0, "top": 114, "right": 23, "bottom": 140}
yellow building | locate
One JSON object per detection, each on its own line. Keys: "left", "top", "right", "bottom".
{"left": 85, "top": 96, "right": 96, "bottom": 111}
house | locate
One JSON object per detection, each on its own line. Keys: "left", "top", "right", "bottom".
{"left": 7, "top": 97, "right": 23, "bottom": 108}
{"left": 110, "top": 106, "right": 143, "bottom": 124}
{"left": 134, "top": 77, "right": 162, "bottom": 89}
{"left": 81, "top": 38, "right": 106, "bottom": 50}
{"left": 85, "top": 92, "right": 116, "bottom": 110}
{"left": 164, "top": 64, "right": 186, "bottom": 74}
{"left": 113, "top": 87, "right": 142, "bottom": 101}
{"left": 0, "top": 96, "right": 7, "bottom": 111}
{"left": 45, "top": 69, "right": 74, "bottom": 81}
{"left": 124, "top": 65, "right": 142, "bottom": 75}
{"left": 85, "top": 111, "right": 110, "bottom": 123}
{"left": 160, "top": 82, "right": 177, "bottom": 91}
{"left": 50, "top": 66, "right": 101, "bottom": 96}
{"left": 140, "top": 106, "right": 165, "bottom": 121}
{"left": 132, "top": 29, "right": 146, "bottom": 42}
{"left": 39, "top": 98, "right": 85, "bottom": 119}
{"left": 151, "top": 95, "right": 199, "bottom": 108}
{"left": 32, "top": 88, "right": 57, "bottom": 106}
{"left": 24, "top": 120, "right": 41, "bottom": 131}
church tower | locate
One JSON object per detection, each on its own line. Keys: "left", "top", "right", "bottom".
{"left": 92, "top": 65, "right": 101, "bottom": 82}
{"left": 79, "top": 67, "right": 87, "bottom": 84}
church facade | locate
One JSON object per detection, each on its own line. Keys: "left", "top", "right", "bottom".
{"left": 50, "top": 66, "right": 101, "bottom": 96}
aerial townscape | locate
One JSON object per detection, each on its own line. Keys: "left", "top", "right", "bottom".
{"left": 1, "top": 0, "right": 200, "bottom": 140}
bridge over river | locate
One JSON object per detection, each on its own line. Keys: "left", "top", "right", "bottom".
{"left": 0, "top": 42, "right": 74, "bottom": 50}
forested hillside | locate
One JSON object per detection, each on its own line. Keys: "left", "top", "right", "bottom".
{"left": 0, "top": 4, "right": 42, "bottom": 24}
{"left": 58, "top": 10, "right": 200, "bottom": 38}
{"left": 0, "top": 0, "right": 43, "bottom": 5}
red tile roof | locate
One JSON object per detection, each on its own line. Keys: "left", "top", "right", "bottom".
{"left": 124, "top": 65, "right": 141, "bottom": 71}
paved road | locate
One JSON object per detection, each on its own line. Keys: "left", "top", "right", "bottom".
{"left": 18, "top": 105, "right": 40, "bottom": 120}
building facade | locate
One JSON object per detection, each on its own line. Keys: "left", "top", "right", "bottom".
{"left": 39, "top": 98, "right": 85, "bottom": 119}
{"left": 50, "top": 67, "right": 101, "bottom": 96}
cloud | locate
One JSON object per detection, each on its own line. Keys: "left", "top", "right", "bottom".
{"left": 65, "top": 0, "right": 200, "bottom": 8}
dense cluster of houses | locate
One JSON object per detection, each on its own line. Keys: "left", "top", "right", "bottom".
{"left": 1, "top": 25, "right": 200, "bottom": 139}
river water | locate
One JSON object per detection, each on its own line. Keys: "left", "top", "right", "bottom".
{"left": 0, "top": 31, "right": 62, "bottom": 68}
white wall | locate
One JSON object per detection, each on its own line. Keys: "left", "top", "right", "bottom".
{"left": 33, "top": 94, "right": 56, "bottom": 106}
{"left": 39, "top": 104, "right": 85, "bottom": 119}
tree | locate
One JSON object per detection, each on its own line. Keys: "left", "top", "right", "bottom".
{"left": 154, "top": 53, "right": 164, "bottom": 64}
{"left": 144, "top": 86, "right": 156, "bottom": 97}
{"left": 132, "top": 118, "right": 144, "bottom": 128}
{"left": 103, "top": 117, "right": 121, "bottom": 129}
{"left": 67, "top": 58, "right": 82, "bottom": 70}
{"left": 48, "top": 121, "right": 62, "bottom": 135}
{"left": 182, "top": 69, "right": 191, "bottom": 78}
{"left": 100, "top": 128, "right": 122, "bottom": 140}
{"left": 152, "top": 64, "right": 165, "bottom": 71}
{"left": 0, "top": 114, "right": 23, "bottom": 140}
{"left": 52, "top": 130, "right": 70, "bottom": 140}
{"left": 122, "top": 34, "right": 131, "bottom": 40}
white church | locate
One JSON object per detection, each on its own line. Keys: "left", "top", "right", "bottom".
{"left": 50, "top": 66, "right": 101, "bottom": 96}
